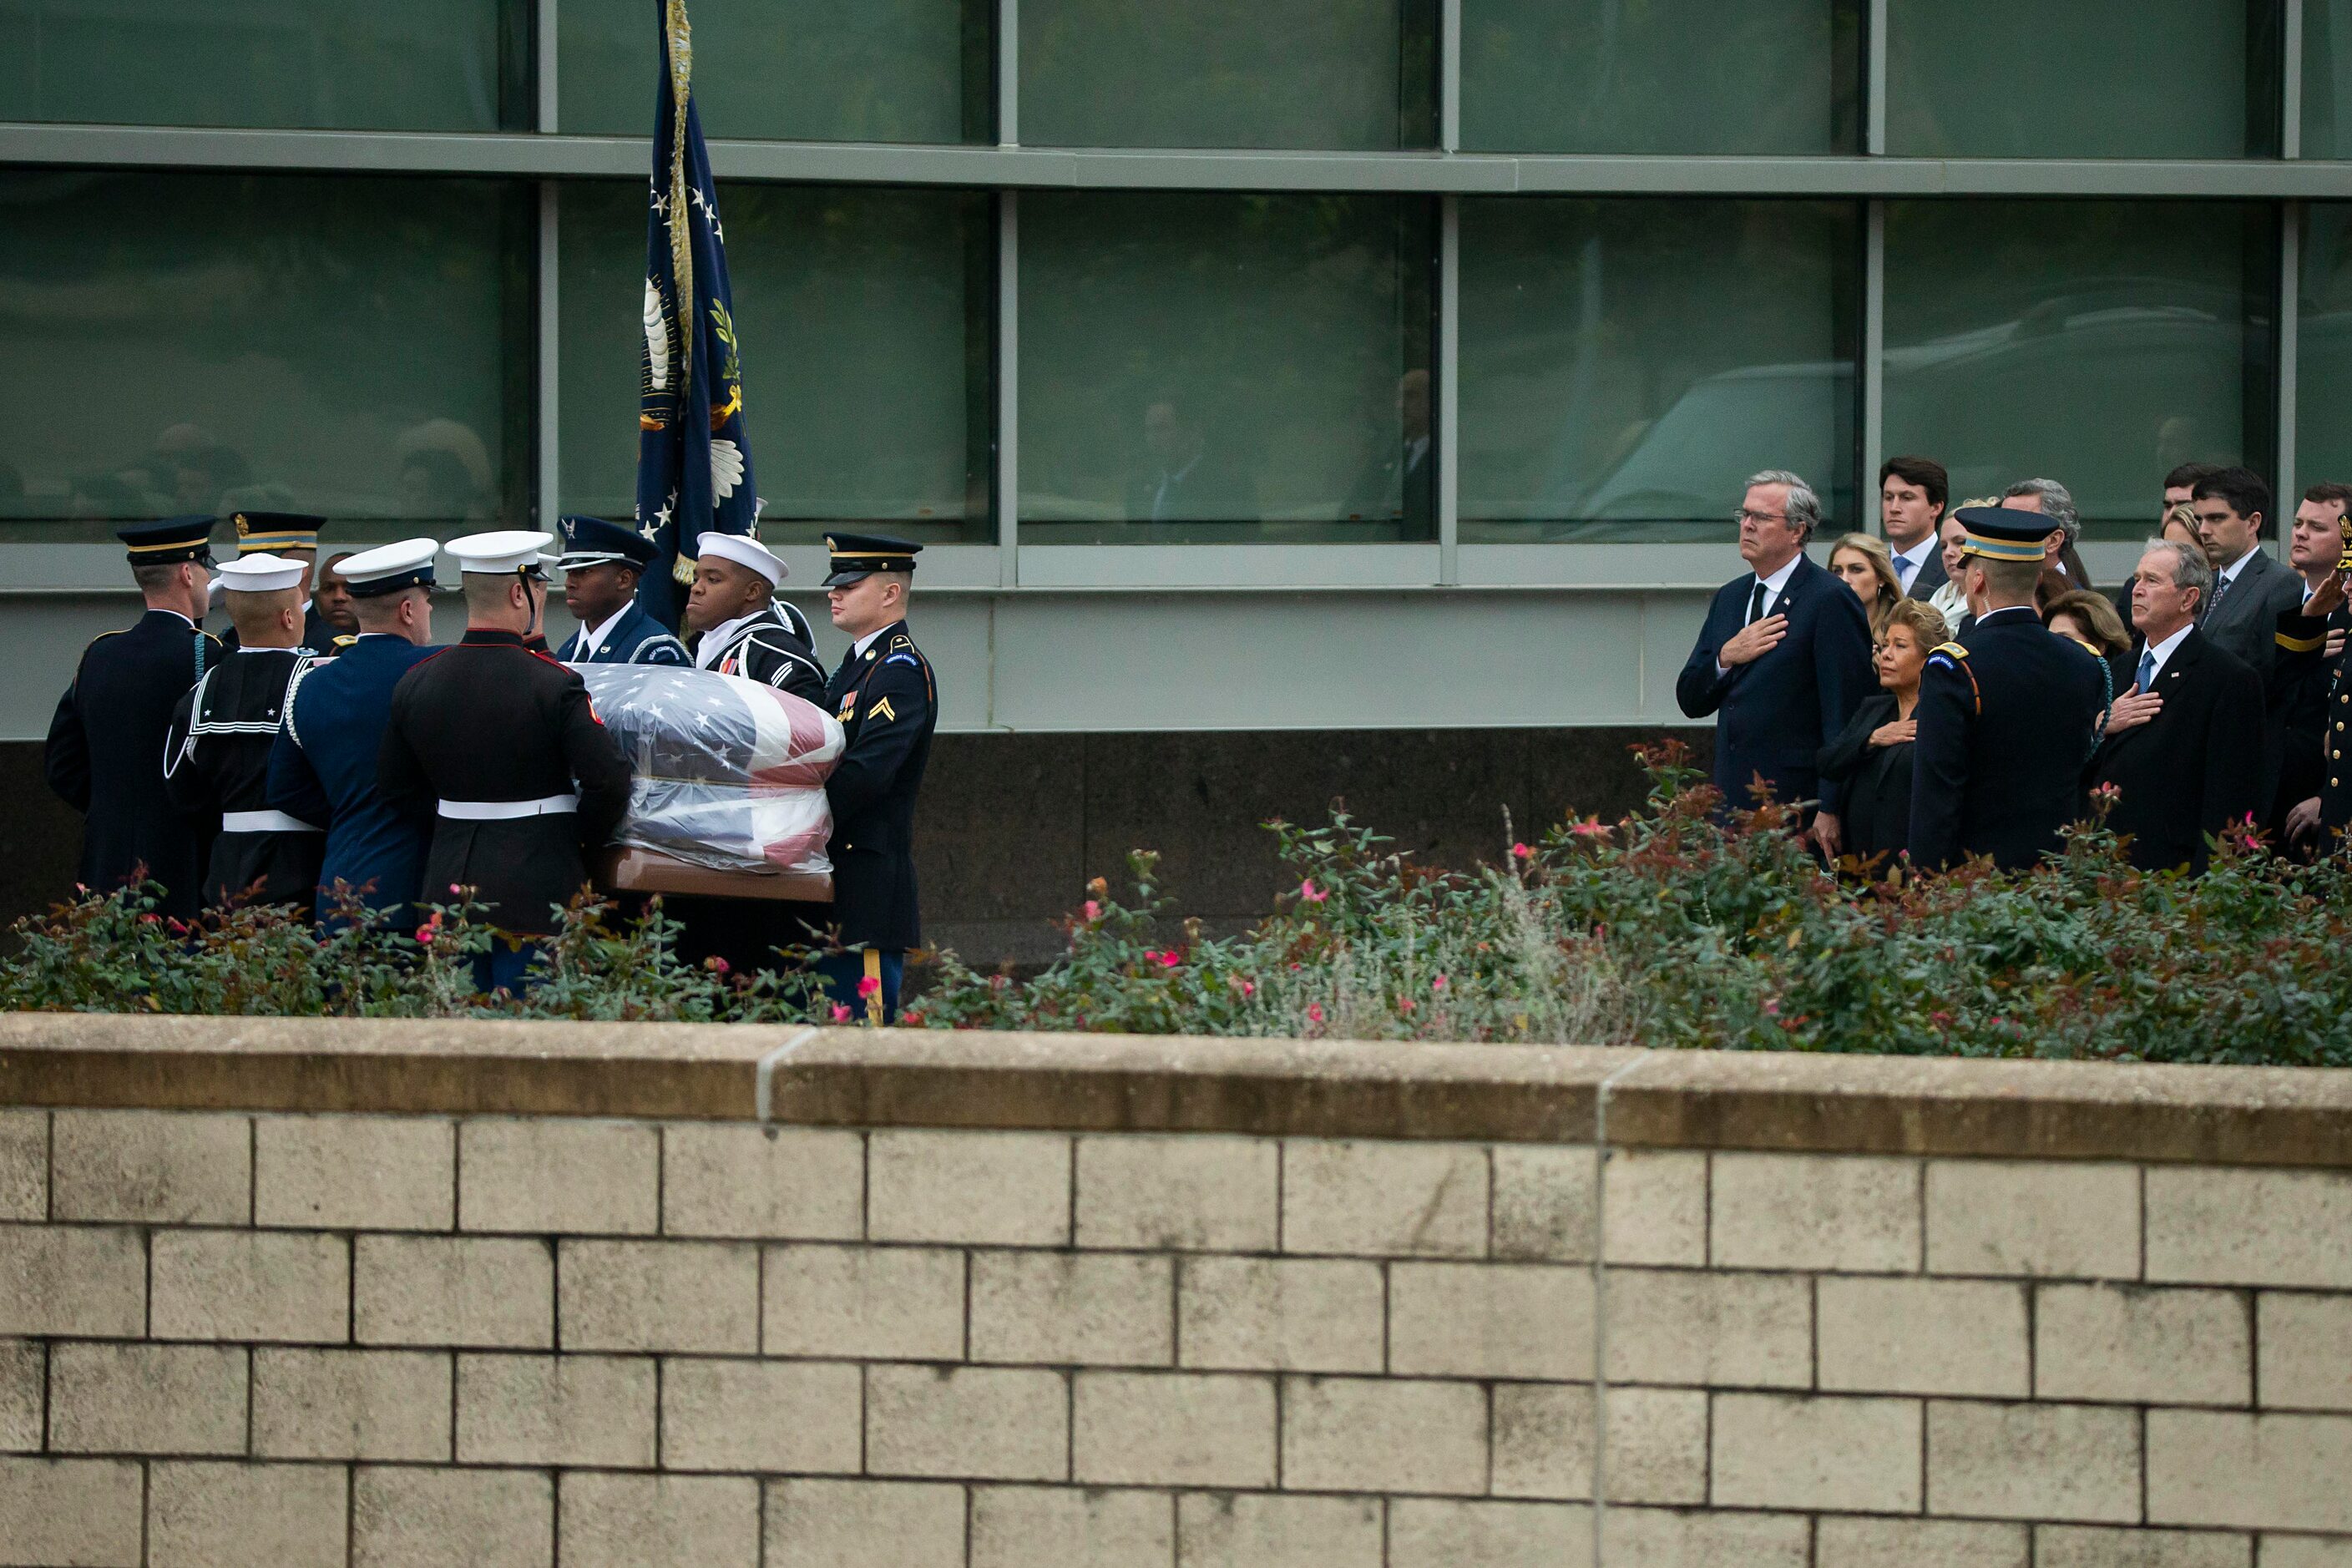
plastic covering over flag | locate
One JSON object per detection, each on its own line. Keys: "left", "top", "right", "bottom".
{"left": 579, "top": 665, "right": 843, "bottom": 876}
{"left": 634, "top": 0, "right": 758, "bottom": 630}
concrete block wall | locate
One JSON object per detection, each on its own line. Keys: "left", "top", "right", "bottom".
{"left": 0, "top": 1019, "right": 2349, "bottom": 1565}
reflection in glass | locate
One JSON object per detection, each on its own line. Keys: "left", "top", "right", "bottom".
{"left": 2309, "top": 0, "right": 2352, "bottom": 156}
{"left": 2299, "top": 206, "right": 2352, "bottom": 492}
{"left": 1461, "top": 0, "right": 1857, "bottom": 154}
{"left": 1458, "top": 200, "right": 1857, "bottom": 542}
{"left": 559, "top": 0, "right": 984, "bottom": 142}
{"left": 1020, "top": 0, "right": 1434, "bottom": 149}
{"left": 0, "top": 171, "right": 529, "bottom": 537}
{"left": 0, "top": 0, "right": 518, "bottom": 130}
{"left": 1019, "top": 194, "right": 1434, "bottom": 543}
{"left": 1886, "top": 0, "right": 2260, "bottom": 158}
{"left": 1883, "top": 201, "right": 2274, "bottom": 540}
{"left": 559, "top": 183, "right": 994, "bottom": 545}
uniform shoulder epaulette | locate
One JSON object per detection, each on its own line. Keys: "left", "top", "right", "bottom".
{"left": 331, "top": 634, "right": 359, "bottom": 650}
{"left": 1928, "top": 641, "right": 1968, "bottom": 660}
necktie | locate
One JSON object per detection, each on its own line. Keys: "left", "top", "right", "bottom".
{"left": 2207, "top": 571, "right": 2231, "bottom": 617}
{"left": 2136, "top": 649, "right": 2157, "bottom": 695}
{"left": 1746, "top": 578, "right": 1768, "bottom": 625}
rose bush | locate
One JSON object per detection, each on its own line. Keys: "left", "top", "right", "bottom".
{"left": 9, "top": 741, "right": 2351, "bottom": 1065}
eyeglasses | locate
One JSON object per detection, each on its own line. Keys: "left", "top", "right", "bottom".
{"left": 1732, "top": 508, "right": 1791, "bottom": 527}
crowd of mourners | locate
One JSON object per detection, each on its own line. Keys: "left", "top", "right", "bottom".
{"left": 1678, "top": 459, "right": 2351, "bottom": 875}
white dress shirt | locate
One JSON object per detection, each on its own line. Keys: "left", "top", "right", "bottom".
{"left": 573, "top": 605, "right": 630, "bottom": 662}
{"left": 1718, "top": 554, "right": 1803, "bottom": 676}
{"left": 2137, "top": 621, "right": 2194, "bottom": 689}
{"left": 1889, "top": 538, "right": 1937, "bottom": 594}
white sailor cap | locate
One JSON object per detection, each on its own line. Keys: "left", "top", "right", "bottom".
{"left": 214, "top": 552, "right": 309, "bottom": 594}
{"left": 695, "top": 532, "right": 786, "bottom": 585}
{"left": 336, "top": 537, "right": 440, "bottom": 598}
{"left": 443, "top": 529, "right": 554, "bottom": 579}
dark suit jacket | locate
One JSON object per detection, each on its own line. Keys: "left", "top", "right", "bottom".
{"left": 2201, "top": 548, "right": 2304, "bottom": 679}
{"left": 2086, "top": 628, "right": 2264, "bottom": 873}
{"left": 1677, "top": 554, "right": 1875, "bottom": 817}
{"left": 1815, "top": 692, "right": 1916, "bottom": 865}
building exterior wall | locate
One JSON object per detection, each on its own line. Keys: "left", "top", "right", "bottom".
{"left": 2, "top": 1016, "right": 2348, "bottom": 1565}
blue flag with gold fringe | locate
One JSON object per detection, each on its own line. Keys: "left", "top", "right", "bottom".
{"left": 634, "top": 0, "right": 756, "bottom": 630}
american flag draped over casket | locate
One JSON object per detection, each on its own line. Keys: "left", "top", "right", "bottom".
{"left": 575, "top": 664, "right": 844, "bottom": 876}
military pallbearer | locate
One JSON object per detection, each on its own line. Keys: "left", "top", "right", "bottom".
{"left": 44, "top": 517, "right": 224, "bottom": 918}
{"left": 681, "top": 533, "right": 826, "bottom": 701}
{"left": 554, "top": 515, "right": 690, "bottom": 666}
{"left": 818, "top": 533, "right": 937, "bottom": 1023}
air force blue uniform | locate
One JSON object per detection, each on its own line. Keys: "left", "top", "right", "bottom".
{"left": 555, "top": 599, "right": 689, "bottom": 666}
{"left": 267, "top": 635, "right": 440, "bottom": 923}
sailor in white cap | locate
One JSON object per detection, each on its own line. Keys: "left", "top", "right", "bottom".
{"left": 680, "top": 532, "right": 826, "bottom": 701}
{"left": 376, "top": 531, "right": 631, "bottom": 992}
{"left": 266, "top": 537, "right": 444, "bottom": 926}
{"left": 162, "top": 552, "right": 326, "bottom": 908}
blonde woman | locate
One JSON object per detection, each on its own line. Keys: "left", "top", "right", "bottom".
{"left": 1826, "top": 533, "right": 1904, "bottom": 644}
{"left": 1815, "top": 598, "right": 1951, "bottom": 866}
{"left": 1927, "top": 497, "right": 2001, "bottom": 628}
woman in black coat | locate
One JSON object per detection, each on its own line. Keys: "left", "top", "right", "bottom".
{"left": 1818, "top": 598, "right": 1950, "bottom": 873}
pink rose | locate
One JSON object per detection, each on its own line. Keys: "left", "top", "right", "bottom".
{"left": 1083, "top": 900, "right": 1101, "bottom": 920}
{"left": 1511, "top": 842, "right": 1533, "bottom": 859}
{"left": 857, "top": 975, "right": 882, "bottom": 998}
{"left": 1298, "top": 879, "right": 1328, "bottom": 903}
{"left": 830, "top": 1004, "right": 853, "bottom": 1023}
{"left": 1306, "top": 1003, "right": 1325, "bottom": 1024}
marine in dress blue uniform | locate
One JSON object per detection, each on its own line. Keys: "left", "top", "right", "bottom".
{"left": 44, "top": 518, "right": 223, "bottom": 918}
{"left": 1908, "top": 508, "right": 2111, "bottom": 872}
{"left": 554, "top": 515, "right": 689, "bottom": 667}
{"left": 164, "top": 554, "right": 325, "bottom": 908}
{"left": 266, "top": 538, "right": 443, "bottom": 925}
{"left": 817, "top": 534, "right": 936, "bottom": 1022}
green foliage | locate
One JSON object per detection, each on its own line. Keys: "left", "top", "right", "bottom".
{"left": 918, "top": 741, "right": 2352, "bottom": 1065}
{"left": 14, "top": 743, "right": 2352, "bottom": 1066}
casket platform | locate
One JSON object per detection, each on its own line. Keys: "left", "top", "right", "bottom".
{"left": 594, "top": 847, "right": 831, "bottom": 903}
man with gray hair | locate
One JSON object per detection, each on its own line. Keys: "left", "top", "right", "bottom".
{"left": 1677, "top": 468, "right": 1874, "bottom": 855}
{"left": 2085, "top": 536, "right": 2263, "bottom": 873}
{"left": 2001, "top": 477, "right": 2097, "bottom": 594}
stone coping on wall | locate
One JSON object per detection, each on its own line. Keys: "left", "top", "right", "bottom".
{"left": 0, "top": 1013, "right": 2347, "bottom": 1168}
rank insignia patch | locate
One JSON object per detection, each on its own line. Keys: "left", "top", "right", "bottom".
{"left": 868, "top": 696, "right": 897, "bottom": 723}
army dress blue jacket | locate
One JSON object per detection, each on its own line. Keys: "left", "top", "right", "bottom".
{"left": 822, "top": 621, "right": 937, "bottom": 953}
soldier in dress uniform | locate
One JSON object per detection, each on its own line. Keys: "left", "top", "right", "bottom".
{"left": 162, "top": 554, "right": 326, "bottom": 908}
{"left": 818, "top": 533, "right": 936, "bottom": 1023}
{"left": 266, "top": 538, "right": 441, "bottom": 925}
{"left": 377, "top": 531, "right": 631, "bottom": 992}
{"left": 220, "top": 512, "right": 335, "bottom": 652}
{"left": 682, "top": 534, "right": 827, "bottom": 702}
{"left": 44, "top": 517, "right": 223, "bottom": 918}
{"left": 554, "top": 516, "right": 690, "bottom": 666}
{"left": 1909, "top": 508, "right": 2112, "bottom": 872}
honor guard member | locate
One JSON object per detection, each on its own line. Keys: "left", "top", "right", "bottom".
{"left": 267, "top": 538, "right": 442, "bottom": 925}
{"left": 683, "top": 534, "right": 827, "bottom": 701}
{"left": 819, "top": 533, "right": 936, "bottom": 1022}
{"left": 1908, "top": 507, "right": 2110, "bottom": 872}
{"left": 554, "top": 516, "right": 689, "bottom": 666}
{"left": 377, "top": 531, "right": 631, "bottom": 993}
{"left": 224, "top": 512, "right": 334, "bottom": 651}
{"left": 162, "top": 554, "right": 326, "bottom": 908}
{"left": 44, "top": 517, "right": 224, "bottom": 918}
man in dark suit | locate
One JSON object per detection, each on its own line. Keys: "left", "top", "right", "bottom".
{"left": 818, "top": 534, "right": 938, "bottom": 1024}
{"left": 1338, "top": 370, "right": 1433, "bottom": 538}
{"left": 1909, "top": 508, "right": 2111, "bottom": 872}
{"left": 1125, "top": 394, "right": 1256, "bottom": 529}
{"left": 1880, "top": 456, "right": 1950, "bottom": 600}
{"left": 2000, "top": 478, "right": 2096, "bottom": 595}
{"left": 1677, "top": 469, "right": 1874, "bottom": 857}
{"left": 2087, "top": 539, "right": 2264, "bottom": 873}
{"left": 44, "top": 517, "right": 223, "bottom": 917}
{"left": 2191, "top": 468, "right": 2304, "bottom": 680}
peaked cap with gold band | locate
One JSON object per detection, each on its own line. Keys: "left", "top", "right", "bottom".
{"left": 232, "top": 511, "right": 325, "bottom": 555}
{"left": 821, "top": 532, "right": 923, "bottom": 588}
{"left": 1949, "top": 504, "right": 2052, "bottom": 563}
{"left": 118, "top": 516, "right": 217, "bottom": 566}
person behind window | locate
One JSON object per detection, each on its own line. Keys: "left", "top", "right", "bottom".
{"left": 1827, "top": 533, "right": 1904, "bottom": 645}
{"left": 1816, "top": 598, "right": 1950, "bottom": 872}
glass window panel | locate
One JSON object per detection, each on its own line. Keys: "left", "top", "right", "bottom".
{"left": 1884, "top": 200, "right": 2275, "bottom": 542}
{"left": 1886, "top": 0, "right": 2258, "bottom": 159}
{"left": 559, "top": 0, "right": 980, "bottom": 142}
{"left": 2299, "top": 206, "right": 2352, "bottom": 491}
{"left": 0, "top": 0, "right": 516, "bottom": 130}
{"left": 0, "top": 171, "right": 529, "bottom": 539}
{"left": 1459, "top": 199, "right": 1857, "bottom": 543}
{"left": 559, "top": 182, "right": 993, "bottom": 544}
{"left": 1019, "top": 0, "right": 1434, "bottom": 149}
{"left": 1019, "top": 193, "right": 1434, "bottom": 543}
{"left": 2307, "top": 0, "right": 2352, "bottom": 156}
{"left": 1461, "top": 0, "right": 1857, "bottom": 154}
